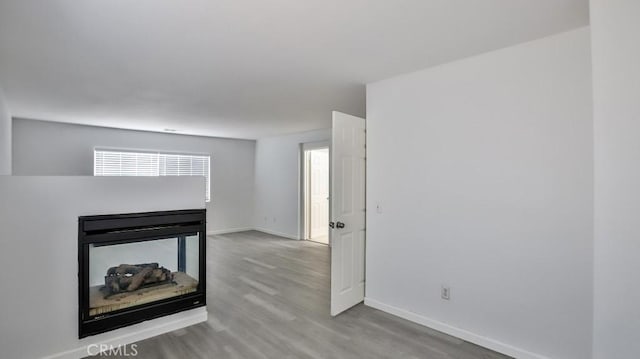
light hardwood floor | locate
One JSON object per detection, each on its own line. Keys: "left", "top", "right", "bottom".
{"left": 108, "top": 231, "right": 510, "bottom": 358}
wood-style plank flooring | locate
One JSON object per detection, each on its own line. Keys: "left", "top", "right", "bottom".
{"left": 108, "top": 231, "right": 510, "bottom": 359}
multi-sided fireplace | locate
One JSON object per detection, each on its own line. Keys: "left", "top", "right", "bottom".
{"left": 78, "top": 209, "right": 206, "bottom": 338}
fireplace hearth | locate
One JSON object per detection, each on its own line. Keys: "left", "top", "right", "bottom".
{"left": 78, "top": 209, "right": 206, "bottom": 338}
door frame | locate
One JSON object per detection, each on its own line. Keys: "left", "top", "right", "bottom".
{"left": 298, "top": 141, "right": 330, "bottom": 242}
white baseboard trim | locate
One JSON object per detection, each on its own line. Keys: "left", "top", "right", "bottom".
{"left": 364, "top": 298, "right": 549, "bottom": 359}
{"left": 206, "top": 227, "right": 300, "bottom": 240}
{"left": 252, "top": 227, "right": 300, "bottom": 240}
{"left": 44, "top": 308, "right": 207, "bottom": 359}
{"left": 207, "top": 227, "right": 253, "bottom": 236}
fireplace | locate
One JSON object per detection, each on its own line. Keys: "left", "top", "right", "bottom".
{"left": 78, "top": 209, "right": 206, "bottom": 338}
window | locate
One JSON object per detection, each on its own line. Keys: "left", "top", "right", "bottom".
{"left": 94, "top": 149, "right": 211, "bottom": 202}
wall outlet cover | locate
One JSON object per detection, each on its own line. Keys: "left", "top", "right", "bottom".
{"left": 441, "top": 285, "right": 451, "bottom": 300}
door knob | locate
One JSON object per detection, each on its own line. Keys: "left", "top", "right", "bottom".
{"left": 329, "top": 221, "right": 335, "bottom": 229}
{"left": 336, "top": 222, "right": 345, "bottom": 229}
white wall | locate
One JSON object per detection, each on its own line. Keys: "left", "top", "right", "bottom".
{"left": 253, "top": 129, "right": 330, "bottom": 239}
{"left": 0, "top": 86, "right": 10, "bottom": 175}
{"left": 591, "top": 1, "right": 640, "bottom": 358}
{"left": 12, "top": 119, "right": 255, "bottom": 234}
{"left": 0, "top": 176, "right": 207, "bottom": 359}
{"left": 365, "top": 28, "right": 593, "bottom": 359}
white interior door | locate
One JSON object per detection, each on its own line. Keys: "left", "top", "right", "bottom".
{"left": 310, "top": 149, "right": 329, "bottom": 243}
{"left": 330, "top": 111, "right": 366, "bottom": 316}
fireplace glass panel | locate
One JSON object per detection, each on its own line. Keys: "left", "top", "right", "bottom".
{"left": 88, "top": 234, "right": 200, "bottom": 317}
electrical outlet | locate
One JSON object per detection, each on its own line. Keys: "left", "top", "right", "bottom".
{"left": 441, "top": 285, "right": 451, "bottom": 300}
{"left": 376, "top": 203, "right": 383, "bottom": 214}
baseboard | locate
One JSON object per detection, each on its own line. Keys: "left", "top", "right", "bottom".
{"left": 206, "top": 227, "right": 300, "bottom": 240}
{"left": 252, "top": 227, "right": 300, "bottom": 240}
{"left": 207, "top": 227, "right": 253, "bottom": 236}
{"left": 43, "top": 308, "right": 207, "bottom": 359}
{"left": 364, "top": 298, "right": 549, "bottom": 359}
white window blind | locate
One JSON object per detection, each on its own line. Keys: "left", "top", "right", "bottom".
{"left": 94, "top": 149, "right": 211, "bottom": 202}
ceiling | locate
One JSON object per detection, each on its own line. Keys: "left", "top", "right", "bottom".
{"left": 0, "top": 0, "right": 589, "bottom": 139}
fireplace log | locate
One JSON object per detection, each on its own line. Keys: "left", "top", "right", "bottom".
{"left": 127, "top": 266, "right": 153, "bottom": 291}
{"left": 104, "top": 263, "right": 174, "bottom": 295}
{"left": 107, "top": 263, "right": 159, "bottom": 277}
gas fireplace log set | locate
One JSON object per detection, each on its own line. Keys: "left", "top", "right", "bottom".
{"left": 104, "top": 263, "right": 174, "bottom": 296}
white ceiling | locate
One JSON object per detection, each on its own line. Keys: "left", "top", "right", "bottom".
{"left": 0, "top": 0, "right": 589, "bottom": 139}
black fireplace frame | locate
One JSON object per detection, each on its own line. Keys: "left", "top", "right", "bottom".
{"left": 78, "top": 209, "right": 206, "bottom": 338}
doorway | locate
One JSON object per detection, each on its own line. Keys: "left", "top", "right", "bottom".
{"left": 303, "top": 145, "right": 329, "bottom": 245}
